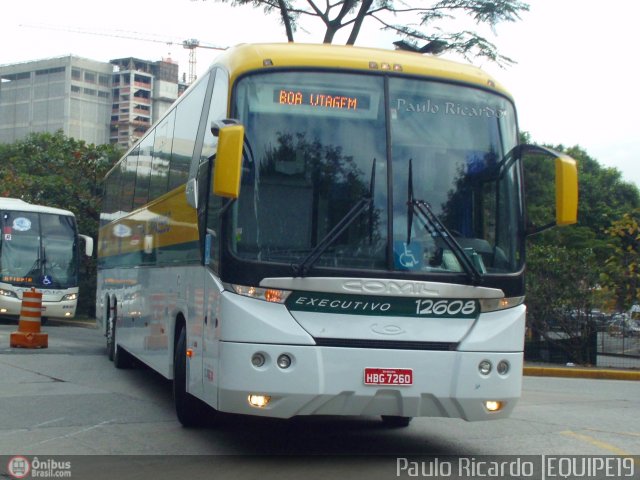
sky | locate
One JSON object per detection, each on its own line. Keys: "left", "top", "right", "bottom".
{"left": 2, "top": 0, "right": 639, "bottom": 186}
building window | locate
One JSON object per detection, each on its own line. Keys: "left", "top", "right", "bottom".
{"left": 72, "top": 69, "right": 81, "bottom": 80}
{"left": 84, "top": 72, "right": 96, "bottom": 83}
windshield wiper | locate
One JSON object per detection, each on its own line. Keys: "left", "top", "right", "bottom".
{"left": 405, "top": 159, "right": 482, "bottom": 284}
{"left": 292, "top": 159, "right": 376, "bottom": 277}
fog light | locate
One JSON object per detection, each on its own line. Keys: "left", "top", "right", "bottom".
{"left": 485, "top": 400, "right": 503, "bottom": 412}
{"left": 478, "top": 360, "right": 492, "bottom": 375}
{"left": 497, "top": 360, "right": 510, "bottom": 375}
{"left": 251, "top": 353, "right": 266, "bottom": 368}
{"left": 0, "top": 308, "right": 7, "bottom": 313}
{"left": 65, "top": 312, "right": 72, "bottom": 317}
{"left": 277, "top": 354, "right": 291, "bottom": 369}
{"left": 248, "top": 394, "right": 271, "bottom": 408}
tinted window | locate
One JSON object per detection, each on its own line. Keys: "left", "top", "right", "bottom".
{"left": 169, "top": 74, "right": 209, "bottom": 190}
{"left": 134, "top": 133, "right": 154, "bottom": 209}
{"left": 150, "top": 109, "right": 175, "bottom": 201}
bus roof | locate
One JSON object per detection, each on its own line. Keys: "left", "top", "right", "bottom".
{"left": 212, "top": 43, "right": 511, "bottom": 98}
{"left": 0, "top": 197, "right": 75, "bottom": 217}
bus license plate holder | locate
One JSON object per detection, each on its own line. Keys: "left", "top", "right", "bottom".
{"left": 364, "top": 368, "right": 413, "bottom": 386}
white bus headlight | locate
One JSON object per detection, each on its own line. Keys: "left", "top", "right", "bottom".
{"left": 0, "top": 289, "right": 18, "bottom": 298}
{"left": 478, "top": 360, "right": 492, "bottom": 375}
{"left": 62, "top": 293, "right": 78, "bottom": 301}
{"left": 229, "top": 284, "right": 291, "bottom": 303}
{"left": 479, "top": 296, "right": 524, "bottom": 313}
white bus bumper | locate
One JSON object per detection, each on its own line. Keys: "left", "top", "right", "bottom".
{"left": 0, "top": 296, "right": 76, "bottom": 319}
{"left": 216, "top": 342, "right": 522, "bottom": 421}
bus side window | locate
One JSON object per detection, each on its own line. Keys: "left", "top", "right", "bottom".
{"left": 204, "top": 69, "right": 230, "bottom": 272}
{"left": 133, "top": 132, "right": 154, "bottom": 209}
{"left": 169, "top": 75, "right": 209, "bottom": 191}
{"left": 120, "top": 149, "right": 138, "bottom": 214}
{"left": 150, "top": 110, "right": 175, "bottom": 201}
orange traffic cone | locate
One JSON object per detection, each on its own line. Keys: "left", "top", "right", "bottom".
{"left": 10, "top": 288, "right": 48, "bottom": 349}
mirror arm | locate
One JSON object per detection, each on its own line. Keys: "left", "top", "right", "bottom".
{"left": 525, "top": 222, "right": 557, "bottom": 237}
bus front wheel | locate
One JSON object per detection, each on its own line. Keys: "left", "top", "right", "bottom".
{"left": 173, "top": 325, "right": 211, "bottom": 427}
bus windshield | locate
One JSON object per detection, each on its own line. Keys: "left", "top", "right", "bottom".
{"left": 0, "top": 211, "right": 78, "bottom": 288}
{"left": 231, "top": 71, "right": 522, "bottom": 276}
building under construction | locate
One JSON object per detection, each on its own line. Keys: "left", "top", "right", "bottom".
{"left": 110, "top": 57, "right": 186, "bottom": 148}
{"left": 0, "top": 55, "right": 188, "bottom": 149}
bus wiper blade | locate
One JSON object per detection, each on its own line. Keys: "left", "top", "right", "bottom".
{"left": 406, "top": 159, "right": 482, "bottom": 284}
{"left": 292, "top": 159, "right": 376, "bottom": 277}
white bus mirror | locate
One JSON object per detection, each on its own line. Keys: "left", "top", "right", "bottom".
{"left": 79, "top": 234, "right": 94, "bottom": 257}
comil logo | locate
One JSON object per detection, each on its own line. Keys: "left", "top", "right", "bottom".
{"left": 7, "top": 456, "right": 30, "bottom": 479}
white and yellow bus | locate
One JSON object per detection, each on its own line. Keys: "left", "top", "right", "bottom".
{"left": 96, "top": 43, "right": 577, "bottom": 427}
{"left": 1, "top": 197, "right": 93, "bottom": 321}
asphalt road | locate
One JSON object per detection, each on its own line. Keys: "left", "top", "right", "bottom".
{"left": 0, "top": 320, "right": 638, "bottom": 479}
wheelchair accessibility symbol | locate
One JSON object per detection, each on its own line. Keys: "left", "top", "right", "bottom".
{"left": 42, "top": 275, "right": 53, "bottom": 286}
{"left": 393, "top": 241, "right": 423, "bottom": 270}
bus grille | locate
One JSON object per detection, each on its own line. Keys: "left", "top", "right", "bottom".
{"left": 313, "top": 338, "right": 458, "bottom": 351}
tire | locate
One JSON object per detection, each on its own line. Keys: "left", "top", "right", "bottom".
{"left": 106, "top": 307, "right": 115, "bottom": 361}
{"left": 381, "top": 416, "right": 413, "bottom": 428}
{"left": 110, "top": 308, "right": 133, "bottom": 369}
{"left": 174, "top": 325, "right": 210, "bottom": 427}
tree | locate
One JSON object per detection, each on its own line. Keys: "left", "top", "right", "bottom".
{"left": 525, "top": 244, "right": 599, "bottom": 365}
{"left": 602, "top": 209, "right": 640, "bottom": 312}
{"left": 522, "top": 140, "right": 640, "bottom": 363}
{"left": 0, "top": 131, "right": 121, "bottom": 316}
{"left": 215, "top": 0, "right": 530, "bottom": 65}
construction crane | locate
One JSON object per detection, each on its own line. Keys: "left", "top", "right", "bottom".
{"left": 20, "top": 24, "right": 225, "bottom": 84}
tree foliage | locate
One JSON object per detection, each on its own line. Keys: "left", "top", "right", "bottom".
{"left": 602, "top": 209, "right": 640, "bottom": 312}
{"left": 216, "top": 0, "right": 529, "bottom": 65}
{"left": 0, "top": 131, "right": 121, "bottom": 315}
{"left": 521, "top": 139, "right": 640, "bottom": 363}
{"left": 525, "top": 244, "right": 599, "bottom": 365}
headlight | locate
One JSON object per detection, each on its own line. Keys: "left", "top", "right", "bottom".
{"left": 479, "top": 296, "right": 524, "bottom": 313}
{"left": 229, "top": 284, "right": 291, "bottom": 304}
{"left": 62, "top": 293, "right": 78, "bottom": 301}
{"left": 0, "top": 288, "right": 18, "bottom": 298}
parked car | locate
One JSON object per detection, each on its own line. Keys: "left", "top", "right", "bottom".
{"left": 608, "top": 314, "right": 640, "bottom": 337}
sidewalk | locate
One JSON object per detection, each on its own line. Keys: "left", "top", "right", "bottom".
{"left": 523, "top": 363, "right": 640, "bottom": 381}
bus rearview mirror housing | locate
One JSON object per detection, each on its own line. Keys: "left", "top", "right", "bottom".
{"left": 555, "top": 154, "right": 578, "bottom": 226}
{"left": 522, "top": 144, "right": 578, "bottom": 235}
{"left": 79, "top": 234, "right": 94, "bottom": 257}
{"left": 213, "top": 124, "right": 244, "bottom": 199}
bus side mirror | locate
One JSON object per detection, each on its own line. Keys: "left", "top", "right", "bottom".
{"left": 555, "top": 154, "right": 578, "bottom": 226}
{"left": 79, "top": 234, "right": 94, "bottom": 257}
{"left": 213, "top": 124, "right": 244, "bottom": 199}
{"left": 522, "top": 144, "right": 578, "bottom": 235}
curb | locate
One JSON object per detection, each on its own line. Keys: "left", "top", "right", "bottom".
{"left": 523, "top": 366, "right": 640, "bottom": 381}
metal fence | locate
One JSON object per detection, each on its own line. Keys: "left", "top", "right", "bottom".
{"left": 525, "top": 326, "right": 640, "bottom": 369}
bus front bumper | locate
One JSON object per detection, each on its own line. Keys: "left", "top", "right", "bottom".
{"left": 215, "top": 342, "right": 522, "bottom": 421}
{"left": 0, "top": 296, "right": 76, "bottom": 320}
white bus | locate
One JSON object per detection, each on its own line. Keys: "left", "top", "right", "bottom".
{"left": 0, "top": 197, "right": 93, "bottom": 321}
{"left": 97, "top": 43, "right": 578, "bottom": 428}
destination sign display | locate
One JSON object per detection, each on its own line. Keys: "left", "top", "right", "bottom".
{"left": 273, "top": 89, "right": 370, "bottom": 110}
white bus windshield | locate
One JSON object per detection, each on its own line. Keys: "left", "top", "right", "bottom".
{"left": 0, "top": 211, "right": 78, "bottom": 288}
{"left": 231, "top": 71, "right": 522, "bottom": 276}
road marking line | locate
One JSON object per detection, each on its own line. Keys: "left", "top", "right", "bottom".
{"left": 33, "top": 417, "right": 66, "bottom": 428}
{"left": 560, "top": 430, "right": 633, "bottom": 456}
{"left": 585, "top": 427, "right": 640, "bottom": 438}
{"left": 27, "top": 419, "right": 114, "bottom": 447}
